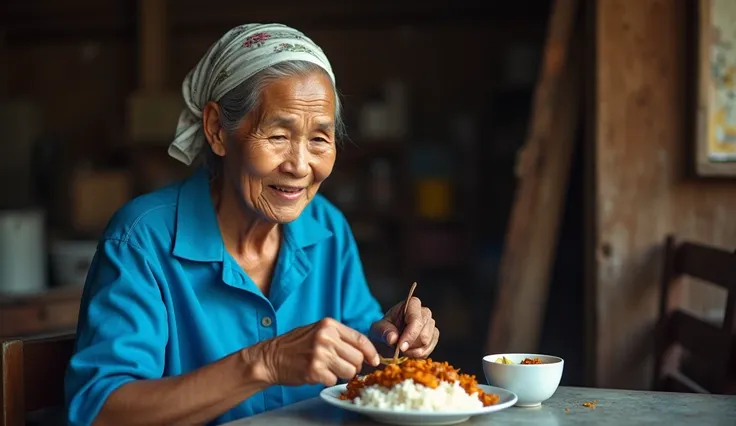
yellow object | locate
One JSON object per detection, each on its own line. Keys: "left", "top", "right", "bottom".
{"left": 708, "top": 108, "right": 736, "bottom": 159}
{"left": 414, "top": 178, "right": 452, "bottom": 220}
{"left": 495, "top": 356, "right": 514, "bottom": 365}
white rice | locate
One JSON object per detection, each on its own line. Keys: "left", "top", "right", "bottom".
{"left": 351, "top": 379, "right": 483, "bottom": 412}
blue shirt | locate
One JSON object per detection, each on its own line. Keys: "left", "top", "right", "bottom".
{"left": 64, "top": 167, "right": 384, "bottom": 426}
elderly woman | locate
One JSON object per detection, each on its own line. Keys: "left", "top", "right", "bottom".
{"left": 64, "top": 23, "right": 439, "bottom": 426}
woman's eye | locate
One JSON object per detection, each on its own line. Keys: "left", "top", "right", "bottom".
{"left": 269, "top": 135, "right": 288, "bottom": 141}
{"left": 312, "top": 137, "right": 329, "bottom": 143}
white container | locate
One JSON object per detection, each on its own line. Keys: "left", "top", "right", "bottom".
{"left": 482, "top": 353, "right": 564, "bottom": 407}
{"left": 0, "top": 209, "right": 47, "bottom": 294}
{"left": 50, "top": 240, "right": 98, "bottom": 287}
{"left": 359, "top": 102, "right": 390, "bottom": 140}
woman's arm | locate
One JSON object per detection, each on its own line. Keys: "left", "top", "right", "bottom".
{"left": 67, "top": 238, "right": 271, "bottom": 426}
{"left": 95, "top": 345, "right": 269, "bottom": 426}
{"left": 68, "top": 237, "right": 380, "bottom": 426}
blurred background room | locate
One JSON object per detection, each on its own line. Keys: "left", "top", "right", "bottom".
{"left": 1, "top": 1, "right": 734, "bottom": 415}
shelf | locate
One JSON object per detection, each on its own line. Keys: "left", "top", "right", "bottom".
{"left": 0, "top": 286, "right": 83, "bottom": 338}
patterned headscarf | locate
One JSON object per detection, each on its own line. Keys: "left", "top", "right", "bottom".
{"left": 168, "top": 23, "right": 336, "bottom": 166}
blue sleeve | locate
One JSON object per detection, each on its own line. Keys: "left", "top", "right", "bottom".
{"left": 65, "top": 238, "right": 168, "bottom": 426}
{"left": 338, "top": 217, "right": 384, "bottom": 336}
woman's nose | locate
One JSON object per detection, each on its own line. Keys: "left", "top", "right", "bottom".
{"left": 280, "top": 141, "right": 309, "bottom": 178}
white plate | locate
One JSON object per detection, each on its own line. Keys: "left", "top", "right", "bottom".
{"left": 319, "top": 383, "right": 518, "bottom": 426}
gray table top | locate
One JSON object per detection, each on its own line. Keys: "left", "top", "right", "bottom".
{"left": 223, "top": 386, "right": 736, "bottom": 426}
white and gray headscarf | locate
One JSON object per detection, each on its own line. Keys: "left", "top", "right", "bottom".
{"left": 168, "top": 23, "right": 336, "bottom": 166}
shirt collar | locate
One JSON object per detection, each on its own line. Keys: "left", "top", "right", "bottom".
{"left": 172, "top": 167, "right": 332, "bottom": 262}
{"left": 284, "top": 208, "right": 333, "bottom": 250}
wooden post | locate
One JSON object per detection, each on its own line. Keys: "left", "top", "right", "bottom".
{"left": 127, "top": 0, "right": 182, "bottom": 144}
{"left": 0, "top": 26, "right": 7, "bottom": 97}
{"left": 485, "top": 0, "right": 581, "bottom": 355}
{"left": 139, "top": 0, "right": 168, "bottom": 92}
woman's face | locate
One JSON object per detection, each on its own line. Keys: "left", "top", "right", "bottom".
{"left": 207, "top": 71, "right": 337, "bottom": 223}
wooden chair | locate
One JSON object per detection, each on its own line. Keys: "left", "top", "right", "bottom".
{"left": 653, "top": 235, "right": 736, "bottom": 394}
{"left": 1, "top": 334, "right": 75, "bottom": 426}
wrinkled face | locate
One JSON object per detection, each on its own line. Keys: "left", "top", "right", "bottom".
{"left": 206, "top": 71, "right": 337, "bottom": 223}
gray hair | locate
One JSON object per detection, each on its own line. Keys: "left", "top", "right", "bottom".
{"left": 203, "top": 60, "right": 345, "bottom": 173}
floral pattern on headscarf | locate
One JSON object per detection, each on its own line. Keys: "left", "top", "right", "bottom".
{"left": 168, "top": 23, "right": 335, "bottom": 166}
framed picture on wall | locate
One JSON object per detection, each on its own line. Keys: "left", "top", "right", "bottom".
{"left": 696, "top": 0, "right": 736, "bottom": 177}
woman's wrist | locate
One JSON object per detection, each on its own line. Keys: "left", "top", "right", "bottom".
{"left": 239, "top": 341, "right": 275, "bottom": 387}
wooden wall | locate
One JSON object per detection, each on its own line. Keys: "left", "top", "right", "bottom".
{"left": 592, "top": 0, "right": 736, "bottom": 389}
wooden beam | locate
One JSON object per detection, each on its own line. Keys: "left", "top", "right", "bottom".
{"left": 485, "top": 0, "right": 580, "bottom": 355}
{"left": 127, "top": 0, "right": 181, "bottom": 143}
{"left": 139, "top": 0, "right": 168, "bottom": 91}
{"left": 0, "top": 26, "right": 6, "bottom": 96}
{"left": 582, "top": 0, "right": 597, "bottom": 388}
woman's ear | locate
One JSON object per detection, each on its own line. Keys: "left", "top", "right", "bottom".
{"left": 202, "top": 101, "right": 227, "bottom": 157}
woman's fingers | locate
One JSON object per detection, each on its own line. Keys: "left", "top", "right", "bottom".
{"left": 331, "top": 320, "right": 379, "bottom": 366}
{"left": 307, "top": 363, "right": 338, "bottom": 387}
{"left": 327, "top": 352, "right": 361, "bottom": 381}
{"left": 317, "top": 321, "right": 373, "bottom": 383}
{"left": 274, "top": 318, "right": 381, "bottom": 387}
{"left": 397, "top": 298, "right": 428, "bottom": 351}
{"left": 368, "top": 318, "right": 400, "bottom": 346}
{"left": 404, "top": 324, "right": 439, "bottom": 359}
{"left": 333, "top": 338, "right": 367, "bottom": 372}
{"left": 306, "top": 326, "right": 354, "bottom": 385}
{"left": 417, "top": 316, "right": 435, "bottom": 347}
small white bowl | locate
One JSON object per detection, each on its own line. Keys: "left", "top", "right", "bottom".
{"left": 482, "top": 353, "right": 564, "bottom": 408}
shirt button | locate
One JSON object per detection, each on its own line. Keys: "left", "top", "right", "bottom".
{"left": 261, "top": 316, "right": 273, "bottom": 327}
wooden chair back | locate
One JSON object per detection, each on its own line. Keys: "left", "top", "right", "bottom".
{"left": 0, "top": 334, "right": 75, "bottom": 426}
{"left": 654, "top": 235, "right": 736, "bottom": 394}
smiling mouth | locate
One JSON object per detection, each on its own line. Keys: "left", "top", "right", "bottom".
{"left": 268, "top": 185, "right": 304, "bottom": 193}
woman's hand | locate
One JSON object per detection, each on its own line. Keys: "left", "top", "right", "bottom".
{"left": 256, "top": 318, "right": 380, "bottom": 387}
{"left": 369, "top": 297, "right": 439, "bottom": 359}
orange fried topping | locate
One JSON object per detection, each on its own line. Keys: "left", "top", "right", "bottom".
{"left": 339, "top": 358, "right": 500, "bottom": 407}
{"left": 583, "top": 400, "right": 598, "bottom": 408}
{"left": 520, "top": 357, "right": 544, "bottom": 364}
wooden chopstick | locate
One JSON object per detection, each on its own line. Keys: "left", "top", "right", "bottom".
{"left": 392, "top": 282, "right": 418, "bottom": 361}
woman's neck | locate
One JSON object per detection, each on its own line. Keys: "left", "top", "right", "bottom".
{"left": 211, "top": 177, "right": 280, "bottom": 259}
